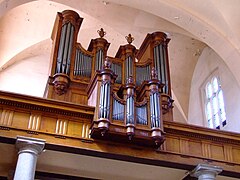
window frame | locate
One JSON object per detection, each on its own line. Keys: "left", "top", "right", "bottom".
{"left": 201, "top": 70, "right": 227, "bottom": 129}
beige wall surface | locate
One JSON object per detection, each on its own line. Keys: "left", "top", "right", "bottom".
{"left": 188, "top": 46, "right": 240, "bottom": 133}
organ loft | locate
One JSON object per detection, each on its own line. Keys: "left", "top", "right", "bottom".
{"left": 44, "top": 10, "right": 174, "bottom": 147}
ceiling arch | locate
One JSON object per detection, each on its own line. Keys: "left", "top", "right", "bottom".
{"left": 1, "top": 0, "right": 238, "bottom": 86}
{"left": 101, "top": 0, "right": 240, "bottom": 86}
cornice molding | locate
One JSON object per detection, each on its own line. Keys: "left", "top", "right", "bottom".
{"left": 0, "top": 91, "right": 94, "bottom": 119}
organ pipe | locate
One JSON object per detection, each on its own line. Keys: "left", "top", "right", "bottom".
{"left": 125, "top": 56, "right": 133, "bottom": 81}
{"left": 96, "top": 58, "right": 117, "bottom": 135}
{"left": 74, "top": 48, "right": 93, "bottom": 77}
{"left": 56, "top": 22, "right": 75, "bottom": 75}
{"left": 153, "top": 43, "right": 169, "bottom": 94}
{"left": 112, "top": 98, "right": 124, "bottom": 121}
{"left": 149, "top": 67, "right": 164, "bottom": 146}
{"left": 136, "top": 104, "right": 147, "bottom": 125}
{"left": 111, "top": 63, "right": 122, "bottom": 84}
{"left": 136, "top": 65, "right": 151, "bottom": 86}
{"left": 125, "top": 76, "right": 135, "bottom": 139}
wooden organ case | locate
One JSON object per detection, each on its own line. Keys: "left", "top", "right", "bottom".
{"left": 45, "top": 10, "right": 174, "bottom": 147}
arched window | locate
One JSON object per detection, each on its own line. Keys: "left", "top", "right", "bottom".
{"left": 204, "top": 76, "right": 226, "bottom": 129}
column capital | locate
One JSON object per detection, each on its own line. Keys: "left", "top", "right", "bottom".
{"left": 190, "top": 164, "right": 223, "bottom": 179}
{"left": 16, "top": 136, "right": 45, "bottom": 155}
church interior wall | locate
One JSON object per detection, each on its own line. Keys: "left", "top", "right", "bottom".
{"left": 188, "top": 46, "right": 240, "bottom": 133}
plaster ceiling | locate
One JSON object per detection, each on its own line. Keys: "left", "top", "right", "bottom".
{"left": 0, "top": 0, "right": 239, "bottom": 122}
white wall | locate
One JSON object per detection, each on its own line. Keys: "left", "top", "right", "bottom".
{"left": 188, "top": 46, "right": 240, "bottom": 133}
{"left": 0, "top": 54, "right": 50, "bottom": 97}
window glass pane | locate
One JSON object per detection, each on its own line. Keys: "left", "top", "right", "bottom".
{"left": 218, "top": 90, "right": 226, "bottom": 122}
{"left": 207, "top": 83, "right": 212, "bottom": 98}
{"left": 206, "top": 102, "right": 212, "bottom": 119}
{"left": 204, "top": 75, "right": 226, "bottom": 129}
{"left": 213, "top": 77, "right": 219, "bottom": 92}
{"left": 208, "top": 119, "right": 213, "bottom": 128}
{"left": 212, "top": 96, "right": 218, "bottom": 114}
{"left": 220, "top": 109, "right": 226, "bottom": 122}
{"left": 215, "top": 113, "right": 220, "bottom": 127}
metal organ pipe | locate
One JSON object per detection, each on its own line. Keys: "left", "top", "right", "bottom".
{"left": 154, "top": 93, "right": 160, "bottom": 127}
{"left": 74, "top": 48, "right": 93, "bottom": 77}
{"left": 125, "top": 76, "right": 135, "bottom": 139}
{"left": 95, "top": 49, "right": 104, "bottom": 71}
{"left": 62, "top": 23, "right": 71, "bottom": 74}
{"left": 136, "top": 65, "right": 151, "bottom": 86}
{"left": 103, "top": 82, "right": 110, "bottom": 119}
{"left": 136, "top": 105, "right": 147, "bottom": 125}
{"left": 66, "top": 25, "right": 74, "bottom": 75}
{"left": 150, "top": 91, "right": 161, "bottom": 128}
{"left": 56, "top": 24, "right": 67, "bottom": 73}
{"left": 150, "top": 94, "right": 155, "bottom": 128}
{"left": 162, "top": 45, "right": 168, "bottom": 93}
{"left": 117, "top": 99, "right": 121, "bottom": 120}
{"left": 154, "top": 44, "right": 169, "bottom": 94}
{"left": 104, "top": 83, "right": 107, "bottom": 118}
{"left": 96, "top": 58, "right": 115, "bottom": 135}
{"left": 148, "top": 67, "right": 164, "bottom": 146}
{"left": 111, "top": 63, "right": 122, "bottom": 84}
{"left": 125, "top": 56, "right": 133, "bottom": 82}
{"left": 99, "top": 83, "right": 104, "bottom": 118}
{"left": 55, "top": 22, "right": 75, "bottom": 75}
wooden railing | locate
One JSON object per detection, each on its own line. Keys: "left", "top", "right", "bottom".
{"left": 0, "top": 90, "right": 240, "bottom": 175}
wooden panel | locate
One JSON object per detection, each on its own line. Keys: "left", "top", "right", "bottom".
{"left": 166, "top": 137, "right": 180, "bottom": 153}
{"left": 224, "top": 145, "right": 233, "bottom": 162}
{"left": 179, "top": 138, "right": 189, "bottom": 154}
{"left": 12, "top": 112, "right": 29, "bottom": 129}
{"left": 232, "top": 147, "right": 240, "bottom": 163}
{"left": 40, "top": 116, "right": 57, "bottom": 134}
{"left": 67, "top": 121, "right": 91, "bottom": 138}
{"left": 138, "top": 46, "right": 151, "bottom": 63}
{"left": 188, "top": 141, "right": 202, "bottom": 157}
{"left": 71, "top": 93, "right": 87, "bottom": 104}
{"left": 67, "top": 121, "right": 83, "bottom": 137}
{"left": 211, "top": 144, "right": 224, "bottom": 160}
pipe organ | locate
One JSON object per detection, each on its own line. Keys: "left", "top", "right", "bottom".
{"left": 112, "top": 97, "right": 125, "bottom": 121}
{"left": 74, "top": 44, "right": 93, "bottom": 78}
{"left": 45, "top": 10, "right": 174, "bottom": 147}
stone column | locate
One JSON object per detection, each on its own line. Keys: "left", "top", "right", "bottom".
{"left": 190, "top": 164, "right": 223, "bottom": 180}
{"left": 14, "top": 136, "right": 45, "bottom": 180}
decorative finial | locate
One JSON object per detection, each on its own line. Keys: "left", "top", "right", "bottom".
{"left": 97, "top": 28, "right": 106, "bottom": 38}
{"left": 151, "top": 67, "right": 158, "bottom": 79}
{"left": 127, "top": 76, "right": 134, "bottom": 84}
{"left": 125, "top": 34, "right": 134, "bottom": 44}
{"left": 104, "top": 57, "right": 111, "bottom": 69}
